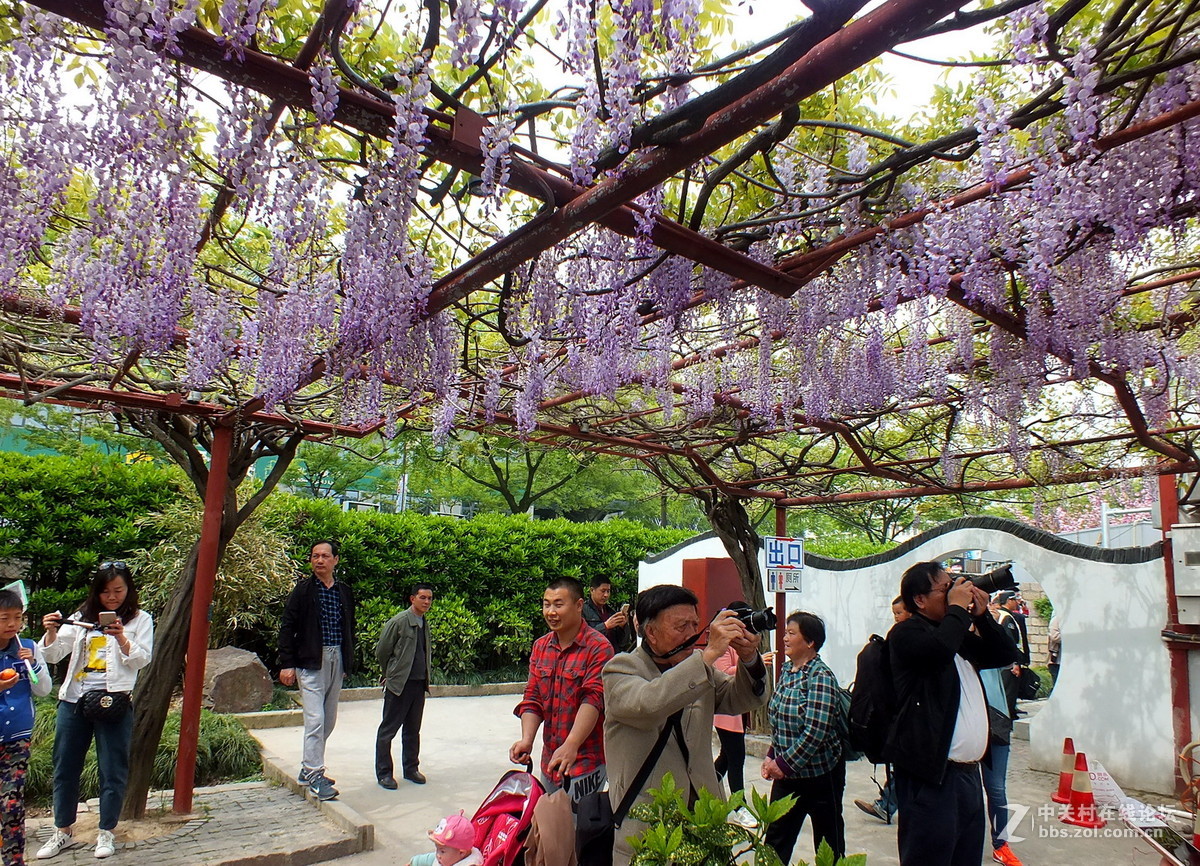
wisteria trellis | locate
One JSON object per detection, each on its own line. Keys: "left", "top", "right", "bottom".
{"left": 1, "top": 0, "right": 1199, "bottom": 502}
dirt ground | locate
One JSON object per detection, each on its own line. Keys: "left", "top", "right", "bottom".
{"left": 26, "top": 806, "right": 200, "bottom": 843}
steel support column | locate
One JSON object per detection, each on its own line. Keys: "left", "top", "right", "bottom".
{"left": 774, "top": 505, "right": 787, "bottom": 677}
{"left": 173, "top": 423, "right": 234, "bottom": 814}
{"left": 1158, "top": 473, "right": 1195, "bottom": 795}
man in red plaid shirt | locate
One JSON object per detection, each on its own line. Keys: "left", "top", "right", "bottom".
{"left": 509, "top": 577, "right": 615, "bottom": 798}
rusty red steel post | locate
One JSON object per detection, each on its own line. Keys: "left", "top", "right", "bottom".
{"left": 1157, "top": 472, "right": 1194, "bottom": 796}
{"left": 173, "top": 423, "right": 234, "bottom": 814}
{"left": 774, "top": 505, "right": 787, "bottom": 677}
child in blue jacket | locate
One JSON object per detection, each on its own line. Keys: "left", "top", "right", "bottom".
{"left": 0, "top": 588, "right": 52, "bottom": 865}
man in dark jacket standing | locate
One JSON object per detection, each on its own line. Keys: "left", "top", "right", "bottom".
{"left": 582, "top": 577, "right": 634, "bottom": 652}
{"left": 886, "top": 561, "right": 1019, "bottom": 866}
{"left": 278, "top": 540, "right": 355, "bottom": 801}
{"left": 374, "top": 583, "right": 433, "bottom": 788}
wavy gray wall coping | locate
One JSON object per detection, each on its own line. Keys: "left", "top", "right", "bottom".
{"left": 643, "top": 517, "right": 1162, "bottom": 572}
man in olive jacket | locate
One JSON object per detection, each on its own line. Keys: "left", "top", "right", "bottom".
{"left": 885, "top": 562, "right": 1019, "bottom": 866}
{"left": 374, "top": 583, "right": 434, "bottom": 788}
{"left": 604, "top": 585, "right": 769, "bottom": 866}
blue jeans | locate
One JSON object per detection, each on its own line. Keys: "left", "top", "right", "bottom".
{"left": 981, "top": 744, "right": 1011, "bottom": 849}
{"left": 52, "top": 699, "right": 133, "bottom": 831}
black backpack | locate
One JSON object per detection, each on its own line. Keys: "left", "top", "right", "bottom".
{"left": 846, "top": 634, "right": 897, "bottom": 765}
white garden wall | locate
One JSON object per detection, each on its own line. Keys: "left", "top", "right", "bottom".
{"left": 639, "top": 518, "right": 1180, "bottom": 794}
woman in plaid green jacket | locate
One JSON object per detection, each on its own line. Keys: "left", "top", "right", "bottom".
{"left": 760, "top": 611, "right": 846, "bottom": 861}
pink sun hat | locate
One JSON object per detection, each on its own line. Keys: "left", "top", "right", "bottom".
{"left": 430, "top": 814, "right": 475, "bottom": 849}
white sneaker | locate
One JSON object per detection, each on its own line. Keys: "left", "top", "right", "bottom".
{"left": 36, "top": 829, "right": 73, "bottom": 859}
{"left": 729, "top": 807, "right": 758, "bottom": 829}
{"left": 94, "top": 829, "right": 116, "bottom": 859}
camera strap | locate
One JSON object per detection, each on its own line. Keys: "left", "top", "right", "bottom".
{"left": 644, "top": 631, "right": 706, "bottom": 661}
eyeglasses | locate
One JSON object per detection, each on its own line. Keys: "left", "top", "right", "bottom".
{"left": 99, "top": 561, "right": 128, "bottom": 571}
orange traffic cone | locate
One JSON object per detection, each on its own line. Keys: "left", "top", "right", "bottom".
{"left": 1060, "top": 752, "right": 1107, "bottom": 829}
{"left": 1052, "top": 737, "right": 1076, "bottom": 804}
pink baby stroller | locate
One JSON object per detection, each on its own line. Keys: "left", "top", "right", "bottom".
{"left": 471, "top": 767, "right": 545, "bottom": 866}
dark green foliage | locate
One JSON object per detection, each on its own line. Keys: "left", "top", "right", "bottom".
{"left": 5, "top": 455, "right": 691, "bottom": 679}
{"left": 1033, "top": 596, "right": 1053, "bottom": 621}
{"left": 804, "top": 536, "right": 895, "bottom": 559}
{"left": 1031, "top": 665, "right": 1054, "bottom": 699}
{"left": 355, "top": 595, "right": 401, "bottom": 679}
{"left": 27, "top": 698, "right": 262, "bottom": 805}
{"left": 27, "top": 589, "right": 85, "bottom": 636}
{"left": 0, "top": 452, "right": 182, "bottom": 595}
{"left": 425, "top": 593, "right": 486, "bottom": 677}
{"left": 272, "top": 498, "right": 689, "bottom": 673}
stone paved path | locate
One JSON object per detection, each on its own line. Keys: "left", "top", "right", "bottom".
{"left": 27, "top": 781, "right": 358, "bottom": 866}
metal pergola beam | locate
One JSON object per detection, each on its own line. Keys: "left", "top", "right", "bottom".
{"left": 0, "top": 374, "right": 368, "bottom": 437}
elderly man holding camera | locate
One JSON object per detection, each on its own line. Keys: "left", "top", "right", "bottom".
{"left": 602, "top": 585, "right": 770, "bottom": 866}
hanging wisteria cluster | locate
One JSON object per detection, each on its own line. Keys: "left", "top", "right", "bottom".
{"left": 0, "top": 0, "right": 1197, "bottom": 494}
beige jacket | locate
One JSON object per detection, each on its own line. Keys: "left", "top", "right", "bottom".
{"left": 603, "top": 648, "right": 769, "bottom": 866}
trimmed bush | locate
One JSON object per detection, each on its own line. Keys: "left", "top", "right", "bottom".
{"left": 273, "top": 501, "right": 689, "bottom": 674}
{"left": 0, "top": 452, "right": 182, "bottom": 594}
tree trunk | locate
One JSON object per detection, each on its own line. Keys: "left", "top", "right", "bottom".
{"left": 117, "top": 420, "right": 301, "bottom": 818}
{"left": 121, "top": 546, "right": 199, "bottom": 819}
{"left": 121, "top": 528, "right": 233, "bottom": 818}
{"left": 703, "top": 493, "right": 773, "bottom": 735}
{"left": 704, "top": 493, "right": 766, "bottom": 610}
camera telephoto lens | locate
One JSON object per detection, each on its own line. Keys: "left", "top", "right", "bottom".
{"left": 967, "top": 564, "right": 1017, "bottom": 595}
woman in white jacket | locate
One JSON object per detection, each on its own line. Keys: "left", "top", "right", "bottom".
{"left": 36, "top": 562, "right": 154, "bottom": 860}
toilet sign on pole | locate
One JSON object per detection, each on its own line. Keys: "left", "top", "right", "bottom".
{"left": 765, "top": 535, "right": 804, "bottom": 592}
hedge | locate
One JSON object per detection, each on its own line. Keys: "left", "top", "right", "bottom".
{"left": 0, "top": 452, "right": 182, "bottom": 592}
{"left": 0, "top": 454, "right": 694, "bottom": 679}
{"left": 265, "top": 498, "right": 692, "bottom": 677}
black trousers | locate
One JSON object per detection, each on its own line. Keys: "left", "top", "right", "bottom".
{"left": 714, "top": 727, "right": 746, "bottom": 795}
{"left": 895, "top": 762, "right": 986, "bottom": 866}
{"left": 375, "top": 679, "right": 426, "bottom": 779}
{"left": 764, "top": 761, "right": 846, "bottom": 861}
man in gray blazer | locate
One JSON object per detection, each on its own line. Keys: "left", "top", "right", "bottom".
{"left": 374, "top": 583, "right": 434, "bottom": 788}
{"left": 603, "top": 585, "right": 770, "bottom": 866}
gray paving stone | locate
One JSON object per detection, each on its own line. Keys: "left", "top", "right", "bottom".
{"left": 27, "top": 782, "right": 365, "bottom": 866}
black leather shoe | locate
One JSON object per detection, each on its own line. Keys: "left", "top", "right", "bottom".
{"left": 378, "top": 776, "right": 398, "bottom": 790}
{"left": 404, "top": 771, "right": 427, "bottom": 784}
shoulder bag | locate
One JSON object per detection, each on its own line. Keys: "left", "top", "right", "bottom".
{"left": 574, "top": 709, "right": 685, "bottom": 866}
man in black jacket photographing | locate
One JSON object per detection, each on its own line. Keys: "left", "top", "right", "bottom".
{"left": 886, "top": 561, "right": 1020, "bottom": 866}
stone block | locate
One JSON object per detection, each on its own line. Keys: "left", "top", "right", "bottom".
{"left": 204, "top": 646, "right": 273, "bottom": 714}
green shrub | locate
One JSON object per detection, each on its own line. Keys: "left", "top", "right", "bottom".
{"left": 1033, "top": 596, "right": 1053, "bottom": 621}
{"left": 1031, "top": 665, "right": 1054, "bottom": 699}
{"left": 0, "top": 452, "right": 182, "bottom": 597}
{"left": 355, "top": 596, "right": 402, "bottom": 680}
{"left": 628, "top": 773, "right": 865, "bottom": 866}
{"left": 130, "top": 495, "right": 296, "bottom": 648}
{"left": 482, "top": 599, "right": 536, "bottom": 669}
{"left": 805, "top": 536, "right": 895, "bottom": 559}
{"left": 27, "top": 698, "right": 262, "bottom": 805}
{"left": 426, "top": 593, "right": 485, "bottom": 678}
{"left": 3, "top": 455, "right": 693, "bottom": 680}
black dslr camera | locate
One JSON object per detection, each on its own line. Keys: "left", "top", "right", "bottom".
{"left": 727, "top": 601, "right": 777, "bottom": 634}
{"left": 967, "top": 564, "right": 1017, "bottom": 595}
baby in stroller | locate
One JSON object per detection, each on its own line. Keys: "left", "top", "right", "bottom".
{"left": 407, "top": 814, "right": 484, "bottom": 866}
